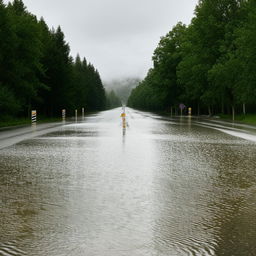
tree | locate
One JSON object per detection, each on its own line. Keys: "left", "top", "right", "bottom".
{"left": 0, "top": 0, "right": 107, "bottom": 120}
{"left": 128, "top": 23, "right": 187, "bottom": 111}
{"left": 6, "top": 0, "right": 44, "bottom": 116}
{"left": 106, "top": 90, "right": 122, "bottom": 109}
{"left": 129, "top": 0, "right": 256, "bottom": 118}
{"left": 0, "top": 0, "right": 21, "bottom": 116}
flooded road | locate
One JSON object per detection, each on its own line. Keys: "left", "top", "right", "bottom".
{"left": 1, "top": 108, "right": 256, "bottom": 256}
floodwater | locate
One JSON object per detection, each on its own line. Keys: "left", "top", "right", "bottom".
{"left": 0, "top": 108, "right": 256, "bottom": 256}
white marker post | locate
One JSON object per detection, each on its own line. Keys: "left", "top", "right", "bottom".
{"left": 82, "top": 108, "right": 85, "bottom": 119}
{"left": 62, "top": 109, "right": 66, "bottom": 121}
{"left": 31, "top": 110, "right": 37, "bottom": 124}
{"left": 75, "top": 109, "right": 78, "bottom": 122}
{"left": 179, "top": 103, "right": 186, "bottom": 116}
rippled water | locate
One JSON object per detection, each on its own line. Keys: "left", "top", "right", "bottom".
{"left": 1, "top": 108, "right": 256, "bottom": 256}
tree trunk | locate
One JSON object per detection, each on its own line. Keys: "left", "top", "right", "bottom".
{"left": 227, "top": 105, "right": 231, "bottom": 115}
{"left": 27, "top": 97, "right": 32, "bottom": 118}
{"left": 232, "top": 105, "right": 235, "bottom": 121}
{"left": 208, "top": 106, "right": 212, "bottom": 116}
{"left": 221, "top": 101, "right": 224, "bottom": 114}
{"left": 243, "top": 103, "right": 246, "bottom": 115}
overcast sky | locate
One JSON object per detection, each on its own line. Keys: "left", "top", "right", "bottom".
{"left": 5, "top": 0, "right": 198, "bottom": 82}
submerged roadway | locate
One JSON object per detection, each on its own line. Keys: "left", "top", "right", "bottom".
{"left": 0, "top": 108, "right": 256, "bottom": 256}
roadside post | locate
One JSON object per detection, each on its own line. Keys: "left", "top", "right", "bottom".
{"left": 188, "top": 107, "right": 192, "bottom": 116}
{"left": 31, "top": 110, "right": 37, "bottom": 124}
{"left": 82, "top": 107, "right": 85, "bottom": 120}
{"left": 62, "top": 109, "right": 66, "bottom": 121}
{"left": 179, "top": 103, "right": 186, "bottom": 116}
{"left": 75, "top": 109, "right": 78, "bottom": 122}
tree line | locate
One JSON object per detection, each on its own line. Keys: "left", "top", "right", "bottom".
{"left": 105, "top": 78, "right": 141, "bottom": 104}
{"left": 0, "top": 0, "right": 107, "bottom": 120}
{"left": 128, "top": 0, "right": 256, "bottom": 119}
{"left": 105, "top": 90, "right": 122, "bottom": 109}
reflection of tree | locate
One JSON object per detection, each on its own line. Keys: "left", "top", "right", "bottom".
{"left": 210, "top": 145, "right": 256, "bottom": 255}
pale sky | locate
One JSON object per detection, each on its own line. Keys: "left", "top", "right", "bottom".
{"left": 5, "top": 0, "right": 198, "bottom": 82}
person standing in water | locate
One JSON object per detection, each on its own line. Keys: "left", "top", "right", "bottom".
{"left": 121, "top": 106, "right": 126, "bottom": 128}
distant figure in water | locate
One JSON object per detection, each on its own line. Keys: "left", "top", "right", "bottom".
{"left": 121, "top": 111, "right": 126, "bottom": 128}
{"left": 121, "top": 105, "right": 129, "bottom": 128}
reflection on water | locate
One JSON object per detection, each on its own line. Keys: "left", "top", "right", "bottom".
{"left": 0, "top": 108, "right": 256, "bottom": 256}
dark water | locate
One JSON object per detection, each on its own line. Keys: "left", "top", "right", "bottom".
{"left": 1, "top": 108, "right": 256, "bottom": 256}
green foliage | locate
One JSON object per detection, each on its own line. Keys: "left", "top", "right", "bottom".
{"left": 0, "top": 0, "right": 106, "bottom": 121}
{"left": 0, "top": 85, "right": 20, "bottom": 115}
{"left": 128, "top": 23, "right": 187, "bottom": 110}
{"left": 128, "top": 0, "right": 256, "bottom": 116}
{"left": 105, "top": 78, "right": 140, "bottom": 104}
{"left": 106, "top": 90, "right": 122, "bottom": 109}
{"left": 219, "top": 114, "right": 256, "bottom": 125}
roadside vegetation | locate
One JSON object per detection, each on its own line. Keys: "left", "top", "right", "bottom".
{"left": 219, "top": 114, "right": 256, "bottom": 125}
{"left": 128, "top": 0, "right": 256, "bottom": 122}
{"left": 105, "top": 90, "right": 122, "bottom": 109}
{"left": 105, "top": 78, "right": 140, "bottom": 104}
{"left": 0, "top": 118, "right": 30, "bottom": 128}
{"left": 0, "top": 115, "right": 69, "bottom": 128}
{"left": 0, "top": 0, "right": 106, "bottom": 124}
{"left": 0, "top": 117, "right": 63, "bottom": 128}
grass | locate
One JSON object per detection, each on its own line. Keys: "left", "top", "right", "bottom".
{"left": 219, "top": 114, "right": 256, "bottom": 125}
{"left": 0, "top": 116, "right": 63, "bottom": 128}
{"left": 0, "top": 118, "right": 31, "bottom": 128}
{"left": 37, "top": 117, "right": 63, "bottom": 124}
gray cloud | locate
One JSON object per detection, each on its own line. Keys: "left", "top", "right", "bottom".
{"left": 5, "top": 0, "right": 198, "bottom": 82}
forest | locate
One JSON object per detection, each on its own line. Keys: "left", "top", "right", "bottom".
{"left": 105, "top": 78, "right": 140, "bottom": 104}
{"left": 128, "top": 0, "right": 256, "bottom": 119}
{"left": 0, "top": 0, "right": 107, "bottom": 121}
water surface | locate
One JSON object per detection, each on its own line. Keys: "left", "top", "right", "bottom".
{"left": 1, "top": 108, "right": 256, "bottom": 255}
